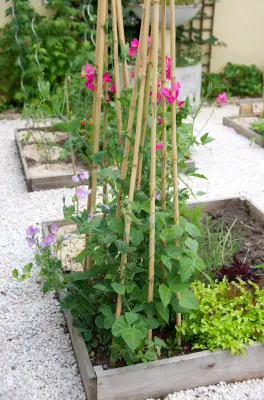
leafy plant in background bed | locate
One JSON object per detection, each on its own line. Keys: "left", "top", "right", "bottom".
{"left": 0, "top": 0, "right": 94, "bottom": 107}
{"left": 250, "top": 119, "right": 264, "bottom": 136}
{"left": 203, "top": 63, "right": 263, "bottom": 100}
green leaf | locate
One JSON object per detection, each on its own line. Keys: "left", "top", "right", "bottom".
{"left": 159, "top": 224, "right": 184, "bottom": 242}
{"left": 130, "top": 227, "right": 144, "bottom": 247}
{"left": 23, "top": 263, "right": 33, "bottom": 274}
{"left": 154, "top": 336, "right": 167, "bottom": 348}
{"left": 161, "top": 255, "right": 172, "bottom": 272}
{"left": 111, "top": 282, "right": 126, "bottom": 295}
{"left": 94, "top": 283, "right": 112, "bottom": 293}
{"left": 185, "top": 222, "right": 201, "bottom": 238}
{"left": 147, "top": 318, "right": 161, "bottom": 329}
{"left": 164, "top": 244, "right": 182, "bottom": 259}
{"left": 156, "top": 302, "right": 169, "bottom": 323}
{"left": 12, "top": 268, "right": 18, "bottom": 278}
{"left": 125, "top": 312, "right": 139, "bottom": 325}
{"left": 134, "top": 190, "right": 149, "bottom": 201}
{"left": 179, "top": 289, "right": 198, "bottom": 310}
{"left": 184, "top": 237, "right": 198, "bottom": 253}
{"left": 112, "top": 316, "right": 128, "bottom": 337}
{"left": 133, "top": 303, "right": 145, "bottom": 312}
{"left": 121, "top": 326, "right": 145, "bottom": 351}
{"left": 200, "top": 132, "right": 214, "bottom": 145}
{"left": 116, "top": 240, "right": 135, "bottom": 254}
{"left": 159, "top": 284, "right": 172, "bottom": 308}
{"left": 109, "top": 217, "right": 124, "bottom": 235}
{"left": 167, "top": 271, "right": 189, "bottom": 293}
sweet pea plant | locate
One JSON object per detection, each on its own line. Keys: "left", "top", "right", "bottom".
{"left": 15, "top": 0, "right": 230, "bottom": 367}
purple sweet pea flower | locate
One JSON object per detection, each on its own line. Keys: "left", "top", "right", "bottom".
{"left": 50, "top": 251, "right": 56, "bottom": 258}
{"left": 40, "top": 234, "right": 55, "bottom": 248}
{"left": 88, "top": 213, "right": 95, "bottom": 220}
{"left": 72, "top": 175, "right": 80, "bottom": 183}
{"left": 104, "top": 205, "right": 110, "bottom": 212}
{"left": 80, "top": 170, "right": 89, "bottom": 181}
{"left": 76, "top": 187, "right": 92, "bottom": 199}
{"left": 155, "top": 192, "right": 161, "bottom": 201}
{"left": 50, "top": 224, "right": 58, "bottom": 234}
{"left": 26, "top": 225, "right": 40, "bottom": 236}
{"left": 64, "top": 234, "right": 71, "bottom": 240}
{"left": 26, "top": 237, "right": 36, "bottom": 248}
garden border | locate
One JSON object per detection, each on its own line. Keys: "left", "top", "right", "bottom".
{"left": 223, "top": 116, "right": 264, "bottom": 148}
{"left": 16, "top": 127, "right": 195, "bottom": 192}
{"left": 42, "top": 197, "right": 264, "bottom": 400}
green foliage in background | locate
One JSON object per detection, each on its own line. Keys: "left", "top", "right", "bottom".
{"left": 203, "top": 63, "right": 263, "bottom": 100}
{"left": 0, "top": 0, "right": 94, "bottom": 108}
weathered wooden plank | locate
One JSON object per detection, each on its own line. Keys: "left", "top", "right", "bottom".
{"left": 236, "top": 98, "right": 264, "bottom": 105}
{"left": 15, "top": 130, "right": 32, "bottom": 191}
{"left": 58, "top": 290, "right": 97, "bottom": 400}
{"left": 95, "top": 343, "right": 264, "bottom": 400}
{"left": 31, "top": 174, "right": 76, "bottom": 191}
{"left": 223, "top": 116, "right": 264, "bottom": 147}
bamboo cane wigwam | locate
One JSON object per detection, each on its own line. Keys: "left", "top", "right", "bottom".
{"left": 84, "top": 0, "right": 182, "bottom": 357}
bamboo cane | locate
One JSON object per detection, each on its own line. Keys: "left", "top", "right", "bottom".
{"left": 147, "top": 0, "right": 159, "bottom": 342}
{"left": 116, "top": 0, "right": 130, "bottom": 89}
{"left": 136, "top": 26, "right": 153, "bottom": 190}
{"left": 161, "top": 0, "right": 167, "bottom": 210}
{"left": 115, "top": 0, "right": 152, "bottom": 319}
{"left": 84, "top": 0, "right": 107, "bottom": 270}
{"left": 65, "top": 82, "right": 76, "bottom": 174}
{"left": 103, "top": 4, "right": 109, "bottom": 205}
{"left": 116, "top": 12, "right": 145, "bottom": 218}
{"left": 112, "top": 0, "right": 123, "bottom": 145}
{"left": 170, "top": 0, "right": 181, "bottom": 345}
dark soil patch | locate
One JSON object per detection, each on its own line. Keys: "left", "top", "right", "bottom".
{"left": 206, "top": 199, "right": 264, "bottom": 266}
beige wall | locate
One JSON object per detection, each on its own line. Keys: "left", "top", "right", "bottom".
{"left": 211, "top": 0, "right": 264, "bottom": 72}
{"left": 0, "top": 0, "right": 53, "bottom": 28}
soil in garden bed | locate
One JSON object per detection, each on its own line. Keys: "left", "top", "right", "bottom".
{"left": 205, "top": 199, "right": 264, "bottom": 266}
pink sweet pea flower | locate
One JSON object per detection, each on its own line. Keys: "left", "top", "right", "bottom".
{"left": 128, "top": 47, "right": 137, "bottom": 57}
{"left": 216, "top": 92, "right": 228, "bottom": 104}
{"left": 171, "top": 81, "right": 181, "bottom": 98}
{"left": 80, "top": 170, "right": 89, "bottom": 181}
{"left": 130, "top": 67, "right": 135, "bottom": 78}
{"left": 148, "top": 36, "right": 151, "bottom": 47}
{"left": 40, "top": 234, "right": 55, "bottom": 248}
{"left": 26, "top": 237, "right": 36, "bottom": 248}
{"left": 158, "top": 117, "right": 162, "bottom": 125}
{"left": 76, "top": 187, "right": 92, "bottom": 200}
{"left": 130, "top": 38, "right": 139, "bottom": 49}
{"left": 72, "top": 175, "right": 79, "bottom": 183}
{"left": 156, "top": 143, "right": 163, "bottom": 150}
{"left": 26, "top": 225, "right": 40, "bottom": 236}
{"left": 178, "top": 100, "right": 184, "bottom": 109}
{"left": 103, "top": 72, "right": 112, "bottom": 83}
{"left": 166, "top": 57, "right": 171, "bottom": 80}
{"left": 109, "top": 84, "right": 116, "bottom": 93}
{"left": 50, "top": 224, "right": 58, "bottom": 234}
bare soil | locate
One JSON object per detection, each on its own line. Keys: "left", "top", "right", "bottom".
{"left": 206, "top": 199, "right": 264, "bottom": 266}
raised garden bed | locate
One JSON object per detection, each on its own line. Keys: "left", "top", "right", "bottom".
{"left": 235, "top": 98, "right": 264, "bottom": 116}
{"left": 42, "top": 197, "right": 264, "bottom": 400}
{"left": 16, "top": 127, "right": 195, "bottom": 192}
{"left": 223, "top": 116, "right": 264, "bottom": 147}
{"left": 15, "top": 127, "right": 88, "bottom": 191}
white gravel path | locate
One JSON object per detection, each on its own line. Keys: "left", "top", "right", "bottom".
{"left": 0, "top": 104, "right": 264, "bottom": 399}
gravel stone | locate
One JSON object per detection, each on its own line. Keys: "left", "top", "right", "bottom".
{"left": 1, "top": 106, "right": 264, "bottom": 399}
